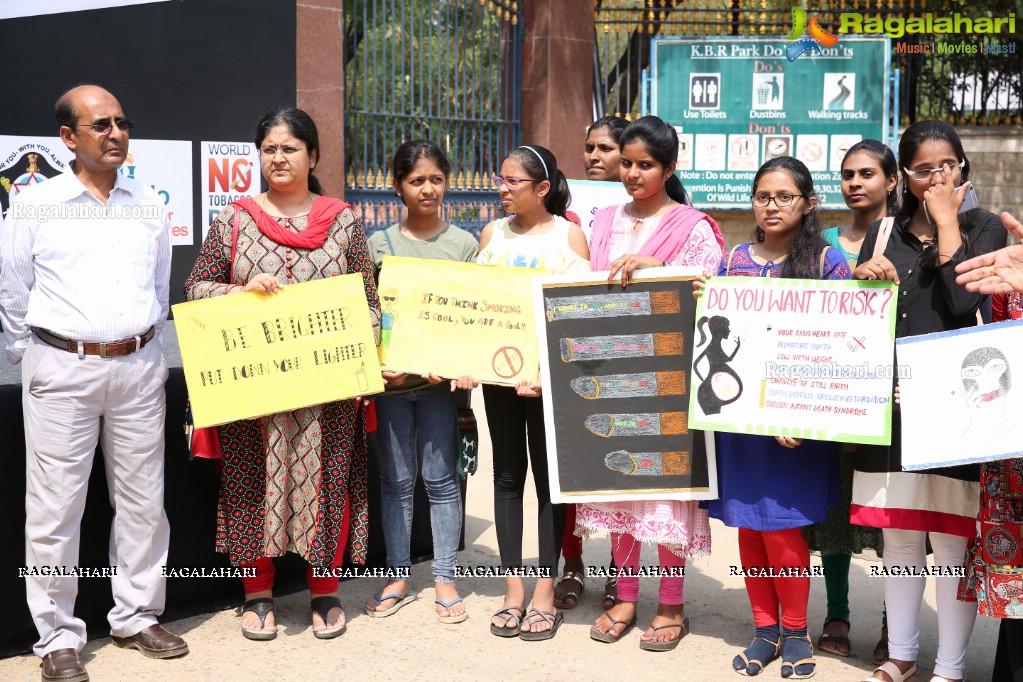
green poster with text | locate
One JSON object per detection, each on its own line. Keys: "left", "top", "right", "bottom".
{"left": 652, "top": 37, "right": 889, "bottom": 208}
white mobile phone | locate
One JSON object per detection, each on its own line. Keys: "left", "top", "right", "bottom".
{"left": 922, "top": 184, "right": 980, "bottom": 223}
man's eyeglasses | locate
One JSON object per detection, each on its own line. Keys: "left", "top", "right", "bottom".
{"left": 260, "top": 145, "right": 306, "bottom": 158}
{"left": 903, "top": 159, "right": 965, "bottom": 182}
{"left": 492, "top": 175, "right": 539, "bottom": 189}
{"left": 75, "top": 118, "right": 134, "bottom": 135}
{"left": 751, "top": 192, "right": 806, "bottom": 208}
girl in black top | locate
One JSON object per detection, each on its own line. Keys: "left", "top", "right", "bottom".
{"left": 852, "top": 120, "right": 1006, "bottom": 682}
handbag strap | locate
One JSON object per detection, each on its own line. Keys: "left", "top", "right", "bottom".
{"left": 724, "top": 245, "right": 740, "bottom": 276}
{"left": 383, "top": 227, "right": 396, "bottom": 256}
{"left": 818, "top": 246, "right": 831, "bottom": 279}
{"left": 229, "top": 206, "right": 241, "bottom": 283}
{"left": 871, "top": 216, "right": 895, "bottom": 262}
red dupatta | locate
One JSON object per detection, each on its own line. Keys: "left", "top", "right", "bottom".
{"left": 233, "top": 196, "right": 351, "bottom": 248}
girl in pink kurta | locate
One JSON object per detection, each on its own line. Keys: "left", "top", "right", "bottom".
{"left": 578, "top": 116, "right": 724, "bottom": 651}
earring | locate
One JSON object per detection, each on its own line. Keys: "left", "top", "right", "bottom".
{"left": 537, "top": 195, "right": 541, "bottom": 205}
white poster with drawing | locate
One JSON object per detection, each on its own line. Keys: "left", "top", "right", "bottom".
{"left": 566, "top": 179, "right": 632, "bottom": 242}
{"left": 689, "top": 277, "right": 897, "bottom": 445}
{"left": 897, "top": 319, "right": 1023, "bottom": 470}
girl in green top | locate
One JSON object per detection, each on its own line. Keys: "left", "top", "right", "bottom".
{"left": 821, "top": 139, "right": 899, "bottom": 269}
{"left": 365, "top": 141, "right": 478, "bottom": 625}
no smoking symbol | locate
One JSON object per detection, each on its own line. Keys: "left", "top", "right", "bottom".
{"left": 492, "top": 346, "right": 524, "bottom": 379}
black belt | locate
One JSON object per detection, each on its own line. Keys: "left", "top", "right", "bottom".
{"left": 33, "top": 326, "right": 155, "bottom": 358}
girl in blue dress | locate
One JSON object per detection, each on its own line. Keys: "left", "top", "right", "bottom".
{"left": 699, "top": 156, "right": 849, "bottom": 679}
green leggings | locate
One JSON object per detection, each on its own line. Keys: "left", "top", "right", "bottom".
{"left": 821, "top": 554, "right": 886, "bottom": 626}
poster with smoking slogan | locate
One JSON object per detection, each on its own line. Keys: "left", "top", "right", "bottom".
{"left": 689, "top": 277, "right": 897, "bottom": 445}
{"left": 377, "top": 256, "right": 546, "bottom": 386}
{"left": 535, "top": 269, "right": 717, "bottom": 502}
{"left": 897, "top": 319, "right": 1023, "bottom": 470}
{"left": 172, "top": 275, "right": 383, "bottom": 428}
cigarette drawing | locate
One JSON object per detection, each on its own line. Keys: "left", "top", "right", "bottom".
{"left": 545, "top": 291, "right": 680, "bottom": 321}
{"left": 560, "top": 332, "right": 684, "bottom": 362}
{"left": 584, "top": 411, "right": 688, "bottom": 437}
{"left": 356, "top": 361, "right": 369, "bottom": 392}
{"left": 604, "top": 450, "right": 690, "bottom": 476}
{"left": 570, "top": 371, "right": 686, "bottom": 399}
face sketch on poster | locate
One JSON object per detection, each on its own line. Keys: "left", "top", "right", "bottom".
{"left": 535, "top": 269, "right": 718, "bottom": 503}
{"left": 957, "top": 346, "right": 1015, "bottom": 442}
{"left": 897, "top": 319, "right": 1023, "bottom": 470}
{"left": 693, "top": 314, "right": 743, "bottom": 415}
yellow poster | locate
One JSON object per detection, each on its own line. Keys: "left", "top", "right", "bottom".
{"left": 378, "top": 256, "right": 545, "bottom": 386}
{"left": 172, "top": 275, "right": 383, "bottom": 428}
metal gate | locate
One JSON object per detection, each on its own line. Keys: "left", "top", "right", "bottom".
{"left": 344, "top": 0, "right": 523, "bottom": 237}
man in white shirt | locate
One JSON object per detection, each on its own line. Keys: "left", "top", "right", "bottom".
{"left": 0, "top": 85, "right": 187, "bottom": 682}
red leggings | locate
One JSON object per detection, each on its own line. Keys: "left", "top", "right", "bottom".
{"left": 562, "top": 504, "right": 583, "bottom": 559}
{"left": 738, "top": 527, "right": 810, "bottom": 630}
{"left": 241, "top": 494, "right": 351, "bottom": 596}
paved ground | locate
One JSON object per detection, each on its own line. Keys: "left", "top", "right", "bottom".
{"left": 1, "top": 387, "right": 998, "bottom": 681}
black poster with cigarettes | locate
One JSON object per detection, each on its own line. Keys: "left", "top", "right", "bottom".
{"left": 533, "top": 270, "right": 717, "bottom": 502}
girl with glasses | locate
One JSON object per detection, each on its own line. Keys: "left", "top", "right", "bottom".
{"left": 851, "top": 120, "right": 1007, "bottom": 682}
{"left": 477, "top": 145, "right": 589, "bottom": 641}
{"left": 807, "top": 139, "right": 898, "bottom": 663}
{"left": 576, "top": 115, "right": 724, "bottom": 652}
{"left": 697, "top": 156, "right": 849, "bottom": 679}
{"left": 184, "top": 107, "right": 380, "bottom": 642}
{"left": 363, "top": 140, "right": 479, "bottom": 624}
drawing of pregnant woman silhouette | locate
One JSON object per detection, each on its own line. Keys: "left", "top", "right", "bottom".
{"left": 693, "top": 315, "right": 743, "bottom": 414}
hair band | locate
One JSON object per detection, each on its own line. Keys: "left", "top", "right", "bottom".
{"left": 518, "top": 145, "right": 549, "bottom": 180}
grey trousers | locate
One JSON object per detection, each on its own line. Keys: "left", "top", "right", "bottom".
{"left": 22, "top": 335, "right": 170, "bottom": 656}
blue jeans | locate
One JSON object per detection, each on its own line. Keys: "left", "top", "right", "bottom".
{"left": 375, "top": 383, "right": 461, "bottom": 582}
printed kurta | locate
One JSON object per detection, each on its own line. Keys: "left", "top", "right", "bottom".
{"left": 185, "top": 203, "right": 380, "bottom": 566}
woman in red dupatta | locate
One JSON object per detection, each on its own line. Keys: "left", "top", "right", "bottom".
{"left": 184, "top": 108, "right": 380, "bottom": 641}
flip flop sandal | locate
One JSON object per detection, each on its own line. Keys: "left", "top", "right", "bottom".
{"left": 589, "top": 612, "right": 637, "bottom": 643}
{"left": 780, "top": 633, "right": 816, "bottom": 679}
{"left": 733, "top": 636, "right": 781, "bottom": 676}
{"left": 240, "top": 597, "right": 278, "bottom": 641}
{"left": 817, "top": 618, "right": 851, "bottom": 658}
{"left": 311, "top": 596, "right": 347, "bottom": 639}
{"left": 554, "top": 571, "right": 586, "bottom": 609}
{"left": 602, "top": 577, "right": 618, "bottom": 611}
{"left": 364, "top": 588, "right": 418, "bottom": 618}
{"left": 435, "top": 597, "right": 468, "bottom": 624}
{"left": 489, "top": 605, "right": 525, "bottom": 638}
{"left": 639, "top": 616, "right": 690, "bottom": 652}
{"left": 519, "top": 608, "right": 564, "bottom": 641}
{"left": 860, "top": 661, "right": 917, "bottom": 682}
